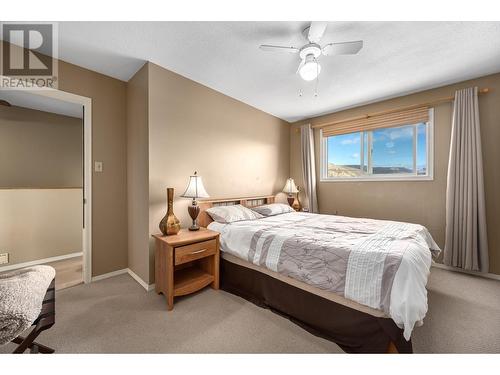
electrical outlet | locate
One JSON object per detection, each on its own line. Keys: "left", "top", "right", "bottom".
{"left": 0, "top": 253, "right": 9, "bottom": 265}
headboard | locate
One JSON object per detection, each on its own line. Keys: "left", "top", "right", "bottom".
{"left": 198, "top": 195, "right": 275, "bottom": 228}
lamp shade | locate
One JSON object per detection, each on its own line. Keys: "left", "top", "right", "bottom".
{"left": 282, "top": 178, "right": 299, "bottom": 194}
{"left": 181, "top": 172, "right": 210, "bottom": 199}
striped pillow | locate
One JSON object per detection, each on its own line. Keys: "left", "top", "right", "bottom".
{"left": 251, "top": 203, "right": 295, "bottom": 216}
{"left": 206, "top": 204, "right": 263, "bottom": 223}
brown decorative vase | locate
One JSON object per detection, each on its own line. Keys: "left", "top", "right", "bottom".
{"left": 159, "top": 188, "right": 181, "bottom": 236}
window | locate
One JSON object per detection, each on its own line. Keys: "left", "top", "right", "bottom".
{"left": 321, "top": 109, "right": 433, "bottom": 181}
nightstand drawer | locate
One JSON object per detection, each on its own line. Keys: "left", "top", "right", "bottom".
{"left": 175, "top": 239, "right": 216, "bottom": 265}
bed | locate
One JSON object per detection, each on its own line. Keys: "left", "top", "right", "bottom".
{"left": 198, "top": 196, "right": 440, "bottom": 353}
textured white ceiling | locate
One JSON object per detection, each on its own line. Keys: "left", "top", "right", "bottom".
{"left": 52, "top": 22, "right": 500, "bottom": 121}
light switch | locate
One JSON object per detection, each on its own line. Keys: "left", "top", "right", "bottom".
{"left": 94, "top": 161, "right": 103, "bottom": 173}
{"left": 0, "top": 253, "right": 9, "bottom": 265}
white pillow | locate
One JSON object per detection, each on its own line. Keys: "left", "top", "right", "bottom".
{"left": 206, "top": 204, "right": 263, "bottom": 223}
{"left": 251, "top": 203, "right": 295, "bottom": 216}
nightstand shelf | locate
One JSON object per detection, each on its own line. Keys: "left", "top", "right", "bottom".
{"left": 174, "top": 267, "right": 214, "bottom": 297}
{"left": 153, "top": 228, "right": 220, "bottom": 310}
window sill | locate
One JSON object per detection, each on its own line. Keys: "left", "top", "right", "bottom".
{"left": 320, "top": 175, "right": 434, "bottom": 182}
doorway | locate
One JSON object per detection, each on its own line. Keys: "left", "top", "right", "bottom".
{"left": 0, "top": 87, "right": 92, "bottom": 286}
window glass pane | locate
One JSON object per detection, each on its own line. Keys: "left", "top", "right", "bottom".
{"left": 371, "top": 124, "right": 414, "bottom": 174}
{"left": 327, "top": 132, "right": 362, "bottom": 177}
{"left": 417, "top": 123, "right": 427, "bottom": 175}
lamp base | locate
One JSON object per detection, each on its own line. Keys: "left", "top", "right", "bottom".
{"left": 188, "top": 224, "right": 200, "bottom": 231}
{"left": 287, "top": 196, "right": 295, "bottom": 207}
{"left": 188, "top": 200, "right": 201, "bottom": 231}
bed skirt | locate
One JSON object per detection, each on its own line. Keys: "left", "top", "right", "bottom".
{"left": 220, "top": 258, "right": 412, "bottom": 354}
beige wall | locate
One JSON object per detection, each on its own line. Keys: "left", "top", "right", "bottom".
{"left": 291, "top": 73, "right": 500, "bottom": 274}
{"left": 0, "top": 105, "right": 82, "bottom": 188}
{"left": 1, "top": 42, "right": 128, "bottom": 277}
{"left": 0, "top": 189, "right": 82, "bottom": 265}
{"left": 126, "top": 62, "right": 290, "bottom": 284}
{"left": 58, "top": 60, "right": 128, "bottom": 277}
{"left": 0, "top": 105, "right": 83, "bottom": 266}
{"left": 126, "top": 63, "right": 150, "bottom": 281}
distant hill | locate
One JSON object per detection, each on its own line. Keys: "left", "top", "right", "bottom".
{"left": 327, "top": 164, "right": 363, "bottom": 177}
{"left": 372, "top": 166, "right": 413, "bottom": 174}
{"left": 328, "top": 163, "right": 413, "bottom": 177}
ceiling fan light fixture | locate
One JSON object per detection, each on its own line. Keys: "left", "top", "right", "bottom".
{"left": 259, "top": 22, "right": 363, "bottom": 87}
{"left": 299, "top": 55, "right": 321, "bottom": 81}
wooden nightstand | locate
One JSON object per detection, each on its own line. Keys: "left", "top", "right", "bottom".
{"left": 152, "top": 228, "right": 220, "bottom": 311}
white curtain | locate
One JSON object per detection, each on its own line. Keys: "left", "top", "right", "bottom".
{"left": 444, "top": 87, "right": 489, "bottom": 272}
{"left": 300, "top": 124, "right": 318, "bottom": 213}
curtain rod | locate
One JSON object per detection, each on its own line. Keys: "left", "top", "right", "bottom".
{"left": 308, "top": 87, "right": 491, "bottom": 130}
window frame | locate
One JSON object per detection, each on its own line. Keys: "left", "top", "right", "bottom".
{"left": 320, "top": 108, "right": 434, "bottom": 182}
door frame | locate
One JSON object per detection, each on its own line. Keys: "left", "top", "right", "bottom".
{"left": 2, "top": 85, "right": 93, "bottom": 283}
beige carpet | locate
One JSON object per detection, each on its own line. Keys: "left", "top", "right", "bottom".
{"left": 1, "top": 267, "right": 499, "bottom": 353}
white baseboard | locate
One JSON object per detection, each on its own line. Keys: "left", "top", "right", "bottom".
{"left": 0, "top": 251, "right": 83, "bottom": 272}
{"left": 127, "top": 268, "right": 154, "bottom": 291}
{"left": 431, "top": 262, "right": 500, "bottom": 281}
{"left": 91, "top": 268, "right": 128, "bottom": 282}
{"left": 90, "top": 267, "right": 155, "bottom": 291}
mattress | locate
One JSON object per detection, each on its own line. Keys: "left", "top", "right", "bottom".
{"left": 208, "top": 211, "right": 441, "bottom": 340}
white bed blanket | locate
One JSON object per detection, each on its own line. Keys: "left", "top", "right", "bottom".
{"left": 0, "top": 265, "right": 55, "bottom": 345}
{"left": 209, "top": 212, "right": 440, "bottom": 340}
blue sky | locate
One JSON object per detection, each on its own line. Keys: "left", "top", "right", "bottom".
{"left": 327, "top": 123, "right": 427, "bottom": 170}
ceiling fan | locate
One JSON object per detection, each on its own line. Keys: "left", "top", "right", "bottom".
{"left": 259, "top": 22, "right": 363, "bottom": 82}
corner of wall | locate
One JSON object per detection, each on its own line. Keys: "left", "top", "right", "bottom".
{"left": 126, "top": 62, "right": 151, "bottom": 284}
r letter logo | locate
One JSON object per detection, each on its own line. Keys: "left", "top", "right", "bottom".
{"left": 1, "top": 22, "right": 58, "bottom": 89}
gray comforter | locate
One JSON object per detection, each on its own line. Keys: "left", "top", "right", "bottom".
{"left": 209, "top": 212, "right": 440, "bottom": 339}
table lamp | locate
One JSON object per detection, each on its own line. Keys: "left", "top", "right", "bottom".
{"left": 181, "top": 171, "right": 210, "bottom": 231}
{"left": 283, "top": 178, "right": 299, "bottom": 208}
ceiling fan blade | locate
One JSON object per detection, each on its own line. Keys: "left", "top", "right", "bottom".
{"left": 308, "top": 21, "right": 328, "bottom": 43}
{"left": 259, "top": 44, "right": 299, "bottom": 53}
{"left": 322, "top": 40, "right": 364, "bottom": 56}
